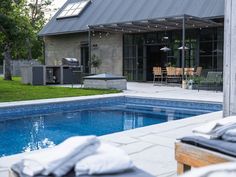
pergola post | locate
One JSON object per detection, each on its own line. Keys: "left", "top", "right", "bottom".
{"left": 88, "top": 28, "right": 92, "bottom": 74}
{"left": 181, "top": 15, "right": 186, "bottom": 83}
{"left": 223, "top": 0, "right": 236, "bottom": 116}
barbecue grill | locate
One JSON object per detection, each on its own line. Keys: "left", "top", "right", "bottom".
{"left": 62, "top": 58, "right": 80, "bottom": 66}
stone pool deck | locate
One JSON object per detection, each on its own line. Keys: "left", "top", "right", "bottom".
{"left": 0, "top": 83, "right": 223, "bottom": 177}
{"left": 124, "top": 82, "right": 223, "bottom": 102}
{"left": 100, "top": 111, "right": 223, "bottom": 177}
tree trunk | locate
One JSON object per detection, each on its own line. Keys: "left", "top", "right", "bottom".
{"left": 27, "top": 38, "right": 32, "bottom": 60}
{"left": 4, "top": 44, "right": 12, "bottom": 81}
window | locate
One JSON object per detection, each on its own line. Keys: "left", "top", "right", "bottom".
{"left": 57, "top": 0, "right": 91, "bottom": 19}
{"left": 199, "top": 28, "right": 223, "bottom": 71}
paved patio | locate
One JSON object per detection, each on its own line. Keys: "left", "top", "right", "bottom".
{"left": 124, "top": 82, "right": 223, "bottom": 102}
{"left": 0, "top": 83, "right": 223, "bottom": 177}
{"left": 55, "top": 82, "right": 223, "bottom": 102}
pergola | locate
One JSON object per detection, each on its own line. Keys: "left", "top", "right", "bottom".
{"left": 88, "top": 14, "right": 223, "bottom": 81}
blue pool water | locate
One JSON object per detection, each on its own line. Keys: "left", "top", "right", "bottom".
{"left": 0, "top": 97, "right": 222, "bottom": 157}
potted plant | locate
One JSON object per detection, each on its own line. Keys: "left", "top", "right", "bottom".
{"left": 187, "top": 76, "right": 205, "bottom": 90}
{"left": 91, "top": 54, "right": 102, "bottom": 74}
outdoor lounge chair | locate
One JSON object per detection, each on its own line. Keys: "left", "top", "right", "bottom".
{"left": 198, "top": 71, "right": 223, "bottom": 91}
{"left": 175, "top": 136, "right": 236, "bottom": 175}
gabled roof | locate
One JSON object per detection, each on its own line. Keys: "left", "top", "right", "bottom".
{"left": 39, "top": 0, "right": 224, "bottom": 36}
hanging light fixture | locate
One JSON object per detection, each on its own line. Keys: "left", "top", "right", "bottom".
{"left": 160, "top": 27, "right": 171, "bottom": 52}
{"left": 160, "top": 46, "right": 171, "bottom": 52}
{"left": 163, "top": 36, "right": 169, "bottom": 40}
{"left": 163, "top": 26, "right": 169, "bottom": 40}
{"left": 178, "top": 46, "right": 189, "bottom": 50}
{"left": 212, "top": 49, "right": 223, "bottom": 53}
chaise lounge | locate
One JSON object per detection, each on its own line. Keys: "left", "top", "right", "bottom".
{"left": 175, "top": 136, "right": 236, "bottom": 175}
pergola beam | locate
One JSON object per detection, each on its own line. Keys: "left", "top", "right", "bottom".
{"left": 118, "top": 23, "right": 158, "bottom": 32}
{"left": 89, "top": 15, "right": 223, "bottom": 34}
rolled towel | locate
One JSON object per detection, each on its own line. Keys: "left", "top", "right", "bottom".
{"left": 75, "top": 143, "right": 134, "bottom": 176}
{"left": 222, "top": 128, "right": 236, "bottom": 142}
{"left": 20, "top": 136, "right": 100, "bottom": 177}
{"left": 192, "top": 116, "right": 236, "bottom": 139}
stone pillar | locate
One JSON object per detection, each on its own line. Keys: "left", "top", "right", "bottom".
{"left": 223, "top": 0, "right": 236, "bottom": 116}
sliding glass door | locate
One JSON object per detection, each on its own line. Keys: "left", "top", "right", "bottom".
{"left": 123, "top": 35, "right": 145, "bottom": 81}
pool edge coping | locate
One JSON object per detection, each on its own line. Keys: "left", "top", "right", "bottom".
{"left": 0, "top": 93, "right": 222, "bottom": 109}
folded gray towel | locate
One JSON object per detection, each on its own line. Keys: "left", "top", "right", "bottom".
{"left": 211, "top": 123, "right": 236, "bottom": 139}
{"left": 222, "top": 129, "right": 236, "bottom": 142}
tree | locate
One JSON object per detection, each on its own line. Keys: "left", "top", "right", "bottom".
{"left": 0, "top": 0, "right": 54, "bottom": 80}
{"left": 0, "top": 0, "right": 32, "bottom": 80}
{"left": 26, "top": 0, "right": 54, "bottom": 60}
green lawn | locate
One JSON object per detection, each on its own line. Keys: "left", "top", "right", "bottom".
{"left": 0, "top": 77, "right": 120, "bottom": 102}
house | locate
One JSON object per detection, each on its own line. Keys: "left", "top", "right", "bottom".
{"left": 39, "top": 0, "right": 224, "bottom": 81}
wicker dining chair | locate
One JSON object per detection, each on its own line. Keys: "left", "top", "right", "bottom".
{"left": 166, "top": 67, "right": 177, "bottom": 83}
{"left": 175, "top": 68, "right": 183, "bottom": 82}
{"left": 194, "top": 67, "right": 202, "bottom": 77}
{"left": 153, "top": 67, "right": 163, "bottom": 85}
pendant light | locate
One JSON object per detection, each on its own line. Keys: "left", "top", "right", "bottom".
{"left": 160, "top": 46, "right": 171, "bottom": 52}
{"left": 178, "top": 46, "right": 189, "bottom": 50}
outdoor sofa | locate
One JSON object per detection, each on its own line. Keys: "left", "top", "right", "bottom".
{"left": 175, "top": 136, "right": 236, "bottom": 175}
{"left": 197, "top": 71, "right": 223, "bottom": 91}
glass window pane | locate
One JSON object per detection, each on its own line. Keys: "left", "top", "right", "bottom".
{"left": 200, "top": 56, "right": 213, "bottom": 69}
{"left": 72, "top": 9, "right": 81, "bottom": 15}
{"left": 72, "top": 3, "right": 80, "bottom": 9}
{"left": 57, "top": 10, "right": 68, "bottom": 17}
{"left": 65, "top": 3, "right": 74, "bottom": 10}
{"left": 80, "top": 1, "right": 88, "bottom": 8}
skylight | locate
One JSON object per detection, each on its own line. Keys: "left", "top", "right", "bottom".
{"left": 57, "top": 0, "right": 91, "bottom": 19}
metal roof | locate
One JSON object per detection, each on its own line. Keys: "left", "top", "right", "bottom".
{"left": 39, "top": 0, "right": 224, "bottom": 36}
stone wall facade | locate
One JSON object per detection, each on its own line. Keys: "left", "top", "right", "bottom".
{"left": 90, "top": 32, "right": 123, "bottom": 75}
{"left": 44, "top": 32, "right": 123, "bottom": 75}
{"left": 44, "top": 33, "right": 88, "bottom": 66}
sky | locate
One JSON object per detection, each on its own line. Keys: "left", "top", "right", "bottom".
{"left": 46, "top": 0, "right": 68, "bottom": 18}
{"left": 52, "top": 0, "right": 67, "bottom": 9}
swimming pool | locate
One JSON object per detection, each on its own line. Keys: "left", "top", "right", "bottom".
{"left": 0, "top": 96, "right": 222, "bottom": 157}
